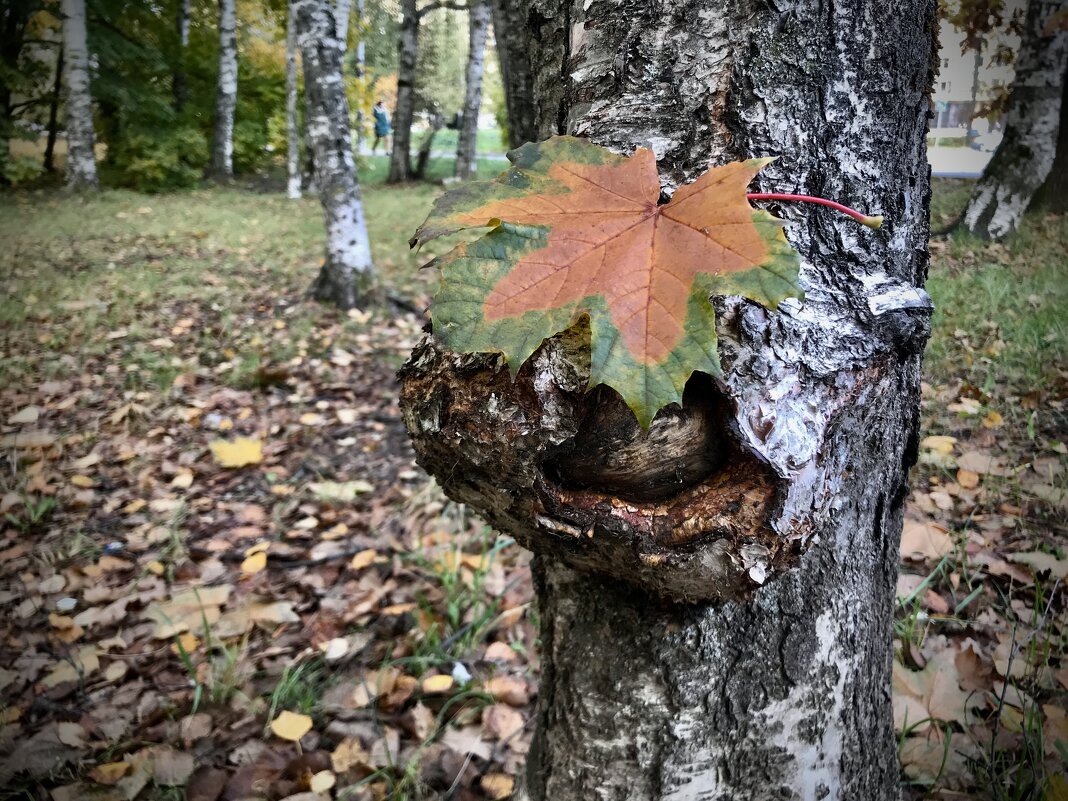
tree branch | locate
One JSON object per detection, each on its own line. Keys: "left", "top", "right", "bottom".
{"left": 417, "top": 0, "right": 467, "bottom": 19}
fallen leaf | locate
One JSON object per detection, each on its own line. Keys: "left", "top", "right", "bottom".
{"left": 209, "top": 437, "right": 263, "bottom": 468}
{"left": 309, "top": 770, "right": 336, "bottom": 792}
{"left": 481, "top": 773, "right": 515, "bottom": 800}
{"left": 1009, "top": 551, "right": 1068, "bottom": 579}
{"left": 89, "top": 761, "right": 131, "bottom": 785}
{"left": 240, "top": 551, "right": 268, "bottom": 574}
{"left": 9, "top": 405, "right": 41, "bottom": 424}
{"left": 270, "top": 710, "right": 313, "bottom": 742}
{"left": 484, "top": 675, "right": 530, "bottom": 706}
{"left": 483, "top": 703, "right": 524, "bottom": 741}
{"left": 900, "top": 520, "right": 954, "bottom": 561}
{"left": 350, "top": 549, "right": 377, "bottom": 571}
{"left": 153, "top": 747, "right": 196, "bottom": 786}
{"left": 421, "top": 674, "right": 455, "bottom": 694}
{"left": 309, "top": 480, "right": 374, "bottom": 502}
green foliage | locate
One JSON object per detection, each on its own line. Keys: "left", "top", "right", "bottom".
{"left": 105, "top": 125, "right": 208, "bottom": 191}
{"left": 2, "top": 154, "right": 44, "bottom": 186}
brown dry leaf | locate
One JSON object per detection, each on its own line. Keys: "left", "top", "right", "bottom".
{"left": 442, "top": 724, "right": 492, "bottom": 760}
{"left": 892, "top": 647, "right": 975, "bottom": 730}
{"left": 247, "top": 600, "right": 300, "bottom": 625}
{"left": 481, "top": 773, "right": 515, "bottom": 800}
{"left": 483, "top": 704, "right": 525, "bottom": 741}
{"left": 900, "top": 520, "right": 954, "bottom": 561}
{"left": 144, "top": 585, "right": 232, "bottom": 639}
{"left": 9, "top": 405, "right": 41, "bottom": 424}
{"left": 956, "top": 468, "right": 980, "bottom": 489}
{"left": 270, "top": 710, "right": 313, "bottom": 742}
{"left": 331, "top": 737, "right": 371, "bottom": 773}
{"left": 1009, "top": 551, "right": 1068, "bottom": 579}
{"left": 350, "top": 549, "right": 377, "bottom": 571}
{"left": 1042, "top": 705, "right": 1068, "bottom": 755}
{"left": 56, "top": 722, "right": 87, "bottom": 747}
{"left": 89, "top": 761, "right": 131, "bottom": 785}
{"left": 957, "top": 450, "right": 1010, "bottom": 476}
{"left": 484, "top": 675, "right": 530, "bottom": 707}
{"left": 153, "top": 747, "right": 196, "bottom": 786}
{"left": 41, "top": 645, "right": 100, "bottom": 688}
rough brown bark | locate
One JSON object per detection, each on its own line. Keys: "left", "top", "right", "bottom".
{"left": 958, "top": 0, "right": 1068, "bottom": 239}
{"left": 489, "top": 0, "right": 536, "bottom": 148}
{"left": 400, "top": 0, "right": 937, "bottom": 796}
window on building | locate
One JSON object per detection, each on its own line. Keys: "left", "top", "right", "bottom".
{"left": 941, "top": 58, "right": 949, "bottom": 68}
{"left": 940, "top": 81, "right": 947, "bottom": 90}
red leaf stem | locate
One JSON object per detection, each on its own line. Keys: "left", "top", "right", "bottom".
{"left": 746, "top": 192, "right": 883, "bottom": 229}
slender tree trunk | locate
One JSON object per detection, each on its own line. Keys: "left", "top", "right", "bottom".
{"left": 957, "top": 0, "right": 1068, "bottom": 239}
{"left": 286, "top": 0, "right": 302, "bottom": 199}
{"left": 210, "top": 0, "right": 238, "bottom": 179}
{"left": 61, "top": 0, "right": 97, "bottom": 191}
{"left": 1030, "top": 61, "right": 1068, "bottom": 213}
{"left": 489, "top": 0, "right": 536, "bottom": 149}
{"left": 335, "top": 0, "right": 352, "bottom": 47}
{"left": 400, "top": 0, "right": 936, "bottom": 797}
{"left": 387, "top": 0, "right": 417, "bottom": 183}
{"left": 44, "top": 40, "right": 64, "bottom": 173}
{"left": 295, "top": 0, "right": 376, "bottom": 310}
{"left": 355, "top": 0, "right": 366, "bottom": 150}
{"left": 413, "top": 107, "right": 443, "bottom": 178}
{"left": 454, "top": 0, "right": 489, "bottom": 179}
{"left": 174, "top": 0, "right": 190, "bottom": 111}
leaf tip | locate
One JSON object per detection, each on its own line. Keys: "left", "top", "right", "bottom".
{"left": 861, "top": 214, "right": 884, "bottom": 229}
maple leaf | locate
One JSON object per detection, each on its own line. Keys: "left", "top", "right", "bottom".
{"left": 413, "top": 136, "right": 802, "bottom": 425}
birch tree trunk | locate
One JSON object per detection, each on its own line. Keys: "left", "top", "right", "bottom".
{"left": 455, "top": 0, "right": 489, "bottom": 178}
{"left": 489, "top": 0, "right": 536, "bottom": 148}
{"left": 286, "top": 0, "right": 302, "bottom": 199}
{"left": 44, "top": 41, "right": 64, "bottom": 173}
{"left": 958, "top": 0, "right": 1068, "bottom": 239}
{"left": 388, "top": 0, "right": 418, "bottom": 183}
{"left": 400, "top": 0, "right": 937, "bottom": 797}
{"left": 1030, "top": 61, "right": 1068, "bottom": 213}
{"left": 335, "top": 0, "right": 352, "bottom": 48}
{"left": 355, "top": 0, "right": 366, "bottom": 150}
{"left": 295, "top": 0, "right": 376, "bottom": 310}
{"left": 174, "top": 0, "right": 190, "bottom": 111}
{"left": 210, "top": 0, "right": 238, "bottom": 179}
{"left": 61, "top": 0, "right": 97, "bottom": 191}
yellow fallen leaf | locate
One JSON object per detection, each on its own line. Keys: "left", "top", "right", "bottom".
{"left": 89, "top": 761, "right": 131, "bottom": 785}
{"left": 299, "top": 413, "right": 324, "bottom": 426}
{"left": 70, "top": 474, "right": 95, "bottom": 488}
{"left": 209, "top": 437, "right": 263, "bottom": 468}
{"left": 956, "top": 469, "right": 980, "bottom": 489}
{"left": 270, "top": 710, "right": 313, "bottom": 742}
{"left": 171, "top": 632, "right": 199, "bottom": 655}
{"left": 920, "top": 435, "right": 957, "bottom": 455}
{"left": 421, "top": 674, "right": 455, "bottom": 694}
{"left": 171, "top": 470, "right": 194, "bottom": 489}
{"left": 310, "top": 770, "right": 336, "bottom": 793}
{"left": 146, "top": 560, "right": 165, "bottom": 576}
{"left": 481, "top": 773, "right": 515, "bottom": 800}
{"left": 240, "top": 551, "right": 268, "bottom": 574}
{"left": 982, "top": 410, "right": 1004, "bottom": 429}
{"left": 350, "top": 549, "right": 377, "bottom": 571}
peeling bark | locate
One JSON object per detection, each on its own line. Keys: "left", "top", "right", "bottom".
{"left": 490, "top": 0, "right": 536, "bottom": 148}
{"left": 388, "top": 0, "right": 418, "bottom": 183}
{"left": 401, "top": 0, "right": 936, "bottom": 796}
{"left": 286, "top": 0, "right": 302, "bottom": 199}
{"left": 211, "top": 0, "right": 238, "bottom": 179}
{"left": 61, "top": 0, "right": 97, "bottom": 191}
{"left": 456, "top": 0, "right": 490, "bottom": 179}
{"left": 296, "top": 0, "right": 377, "bottom": 309}
{"left": 959, "top": 0, "right": 1068, "bottom": 239}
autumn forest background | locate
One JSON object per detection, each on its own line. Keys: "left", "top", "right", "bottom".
{"left": 0, "top": 0, "right": 1067, "bottom": 800}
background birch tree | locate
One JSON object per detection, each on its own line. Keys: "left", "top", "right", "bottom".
{"left": 387, "top": 0, "right": 419, "bottom": 182}
{"left": 400, "top": 0, "right": 936, "bottom": 797}
{"left": 286, "top": 0, "right": 301, "bottom": 199}
{"left": 295, "top": 0, "right": 376, "bottom": 309}
{"left": 210, "top": 0, "right": 238, "bottom": 178}
{"left": 454, "top": 0, "right": 488, "bottom": 179}
{"left": 173, "top": 0, "right": 190, "bottom": 111}
{"left": 61, "top": 0, "right": 98, "bottom": 191}
{"left": 956, "top": 0, "right": 1068, "bottom": 239}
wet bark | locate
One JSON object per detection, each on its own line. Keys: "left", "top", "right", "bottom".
{"left": 286, "top": 0, "right": 302, "bottom": 199}
{"left": 388, "top": 0, "right": 418, "bottom": 182}
{"left": 44, "top": 41, "right": 64, "bottom": 173}
{"left": 61, "top": 0, "right": 97, "bottom": 191}
{"left": 210, "top": 0, "right": 238, "bottom": 179}
{"left": 455, "top": 0, "right": 489, "bottom": 178}
{"left": 958, "top": 0, "right": 1068, "bottom": 239}
{"left": 1031, "top": 61, "right": 1068, "bottom": 213}
{"left": 401, "top": 0, "right": 937, "bottom": 796}
{"left": 490, "top": 0, "right": 536, "bottom": 148}
{"left": 296, "top": 0, "right": 376, "bottom": 310}
{"left": 174, "top": 0, "right": 190, "bottom": 111}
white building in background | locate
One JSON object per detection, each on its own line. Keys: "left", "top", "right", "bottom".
{"left": 932, "top": 13, "right": 1019, "bottom": 135}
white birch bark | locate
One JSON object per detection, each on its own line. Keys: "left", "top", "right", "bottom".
{"left": 455, "top": 0, "right": 490, "bottom": 179}
{"left": 401, "top": 0, "right": 937, "bottom": 796}
{"left": 61, "top": 0, "right": 98, "bottom": 191}
{"left": 335, "top": 0, "right": 352, "bottom": 49}
{"left": 295, "top": 0, "right": 376, "bottom": 309}
{"left": 286, "top": 0, "right": 302, "bottom": 199}
{"left": 211, "top": 0, "right": 238, "bottom": 178}
{"left": 959, "top": 0, "right": 1068, "bottom": 239}
{"left": 355, "top": 0, "right": 367, "bottom": 149}
{"left": 387, "top": 0, "right": 418, "bottom": 182}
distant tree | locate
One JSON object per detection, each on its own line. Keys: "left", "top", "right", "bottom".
{"left": 954, "top": 0, "right": 1068, "bottom": 239}
{"left": 174, "top": 0, "right": 190, "bottom": 111}
{"left": 489, "top": 0, "right": 535, "bottom": 148}
{"left": 286, "top": 0, "right": 301, "bottom": 198}
{"left": 43, "top": 39, "right": 63, "bottom": 173}
{"left": 61, "top": 0, "right": 98, "bottom": 190}
{"left": 295, "top": 0, "right": 376, "bottom": 309}
{"left": 211, "top": 0, "right": 238, "bottom": 178}
{"left": 454, "top": 0, "right": 487, "bottom": 179}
